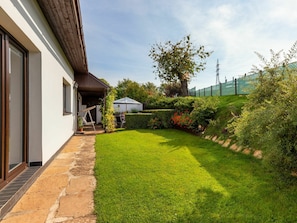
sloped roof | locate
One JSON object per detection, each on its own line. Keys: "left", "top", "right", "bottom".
{"left": 75, "top": 72, "right": 109, "bottom": 92}
{"left": 113, "top": 97, "right": 142, "bottom": 105}
{"left": 37, "top": 0, "right": 88, "bottom": 74}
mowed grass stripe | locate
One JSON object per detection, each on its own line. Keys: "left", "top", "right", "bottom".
{"left": 95, "top": 129, "right": 297, "bottom": 223}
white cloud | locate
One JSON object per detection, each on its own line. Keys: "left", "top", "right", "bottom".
{"left": 267, "top": 0, "right": 297, "bottom": 26}
{"left": 81, "top": 0, "right": 297, "bottom": 88}
{"left": 172, "top": 0, "right": 297, "bottom": 87}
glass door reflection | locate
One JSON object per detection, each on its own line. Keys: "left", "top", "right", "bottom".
{"left": 8, "top": 44, "right": 24, "bottom": 172}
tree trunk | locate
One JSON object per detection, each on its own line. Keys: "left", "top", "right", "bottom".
{"left": 180, "top": 79, "right": 189, "bottom": 96}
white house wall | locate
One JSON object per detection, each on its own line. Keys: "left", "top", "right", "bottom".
{"left": 0, "top": 1, "right": 77, "bottom": 165}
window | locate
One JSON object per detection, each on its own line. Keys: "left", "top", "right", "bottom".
{"left": 63, "top": 79, "right": 71, "bottom": 114}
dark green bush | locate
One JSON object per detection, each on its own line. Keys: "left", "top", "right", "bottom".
{"left": 147, "top": 117, "right": 163, "bottom": 129}
{"left": 125, "top": 109, "right": 174, "bottom": 129}
{"left": 149, "top": 109, "right": 175, "bottom": 128}
{"left": 173, "top": 97, "right": 196, "bottom": 112}
{"left": 145, "top": 97, "right": 179, "bottom": 109}
{"left": 125, "top": 113, "right": 152, "bottom": 129}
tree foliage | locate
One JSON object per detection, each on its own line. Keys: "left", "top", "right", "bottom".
{"left": 149, "top": 35, "right": 212, "bottom": 96}
{"left": 160, "top": 82, "right": 182, "bottom": 97}
{"left": 116, "top": 79, "right": 145, "bottom": 101}
{"left": 142, "top": 82, "right": 160, "bottom": 96}
{"left": 230, "top": 41, "right": 297, "bottom": 177}
{"left": 115, "top": 79, "right": 161, "bottom": 108}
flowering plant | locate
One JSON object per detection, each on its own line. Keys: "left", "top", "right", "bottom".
{"left": 147, "top": 117, "right": 163, "bottom": 129}
{"left": 171, "top": 111, "right": 193, "bottom": 129}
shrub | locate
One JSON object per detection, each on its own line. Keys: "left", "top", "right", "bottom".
{"left": 171, "top": 111, "right": 193, "bottom": 129}
{"left": 170, "top": 97, "right": 219, "bottom": 132}
{"left": 152, "top": 109, "right": 174, "bottom": 128}
{"left": 205, "top": 95, "right": 247, "bottom": 138}
{"left": 142, "top": 109, "right": 174, "bottom": 128}
{"left": 173, "top": 97, "right": 196, "bottom": 112}
{"left": 103, "top": 88, "right": 116, "bottom": 133}
{"left": 232, "top": 73, "right": 297, "bottom": 176}
{"left": 231, "top": 43, "right": 297, "bottom": 177}
{"left": 147, "top": 117, "right": 163, "bottom": 129}
{"left": 145, "top": 96, "right": 206, "bottom": 110}
{"left": 130, "top": 108, "right": 139, "bottom": 113}
{"left": 190, "top": 97, "right": 219, "bottom": 130}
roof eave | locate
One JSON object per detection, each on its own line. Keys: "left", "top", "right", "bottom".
{"left": 37, "top": 0, "right": 88, "bottom": 74}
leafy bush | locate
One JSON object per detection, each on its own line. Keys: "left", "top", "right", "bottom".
{"left": 173, "top": 97, "right": 196, "bottom": 112}
{"left": 147, "top": 117, "right": 163, "bottom": 129}
{"left": 170, "top": 97, "right": 219, "bottom": 133}
{"left": 190, "top": 97, "right": 219, "bottom": 130}
{"left": 205, "top": 95, "right": 247, "bottom": 137}
{"left": 150, "top": 109, "right": 174, "bottom": 128}
{"left": 230, "top": 43, "right": 297, "bottom": 177}
{"left": 171, "top": 111, "right": 193, "bottom": 128}
{"left": 146, "top": 96, "right": 214, "bottom": 111}
{"left": 145, "top": 97, "right": 179, "bottom": 109}
{"left": 103, "top": 88, "right": 116, "bottom": 133}
{"left": 232, "top": 74, "right": 297, "bottom": 177}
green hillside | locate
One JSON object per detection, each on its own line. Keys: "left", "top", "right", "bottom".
{"left": 204, "top": 95, "right": 247, "bottom": 138}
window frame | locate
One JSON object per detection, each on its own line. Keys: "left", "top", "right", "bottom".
{"left": 63, "top": 78, "right": 71, "bottom": 115}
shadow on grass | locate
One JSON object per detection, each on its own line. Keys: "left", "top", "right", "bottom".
{"left": 135, "top": 128, "right": 297, "bottom": 222}
{"left": 136, "top": 128, "right": 198, "bottom": 152}
{"left": 176, "top": 188, "right": 230, "bottom": 223}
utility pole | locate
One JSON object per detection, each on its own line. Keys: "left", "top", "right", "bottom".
{"left": 216, "top": 59, "right": 220, "bottom": 85}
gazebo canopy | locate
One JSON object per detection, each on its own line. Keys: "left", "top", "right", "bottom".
{"left": 113, "top": 97, "right": 141, "bottom": 105}
{"left": 113, "top": 97, "right": 143, "bottom": 113}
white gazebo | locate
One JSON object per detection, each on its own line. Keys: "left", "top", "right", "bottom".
{"left": 113, "top": 97, "right": 143, "bottom": 113}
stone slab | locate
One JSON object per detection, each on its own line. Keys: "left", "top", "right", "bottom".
{"left": 56, "top": 192, "right": 94, "bottom": 218}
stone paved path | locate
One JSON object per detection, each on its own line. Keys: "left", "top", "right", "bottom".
{"left": 1, "top": 135, "right": 97, "bottom": 223}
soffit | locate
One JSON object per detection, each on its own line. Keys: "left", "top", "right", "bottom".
{"left": 75, "top": 72, "right": 109, "bottom": 92}
{"left": 37, "top": 0, "right": 88, "bottom": 74}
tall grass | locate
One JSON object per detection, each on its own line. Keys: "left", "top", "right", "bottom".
{"left": 95, "top": 129, "right": 297, "bottom": 223}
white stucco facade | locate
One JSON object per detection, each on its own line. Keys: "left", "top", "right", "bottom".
{"left": 0, "top": 1, "right": 77, "bottom": 164}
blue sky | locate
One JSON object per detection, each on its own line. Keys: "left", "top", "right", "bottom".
{"left": 80, "top": 0, "right": 297, "bottom": 89}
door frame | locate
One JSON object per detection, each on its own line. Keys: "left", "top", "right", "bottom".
{"left": 0, "top": 27, "right": 28, "bottom": 189}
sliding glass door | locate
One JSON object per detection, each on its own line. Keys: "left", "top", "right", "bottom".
{"left": 0, "top": 29, "right": 27, "bottom": 189}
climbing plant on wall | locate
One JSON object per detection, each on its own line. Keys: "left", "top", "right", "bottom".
{"left": 102, "top": 88, "right": 116, "bottom": 133}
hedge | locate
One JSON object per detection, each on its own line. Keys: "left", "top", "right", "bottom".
{"left": 125, "top": 109, "right": 174, "bottom": 129}
{"left": 125, "top": 113, "right": 152, "bottom": 129}
{"left": 145, "top": 109, "right": 174, "bottom": 128}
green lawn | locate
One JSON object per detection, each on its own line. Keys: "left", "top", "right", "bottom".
{"left": 95, "top": 129, "right": 297, "bottom": 223}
